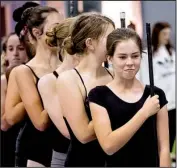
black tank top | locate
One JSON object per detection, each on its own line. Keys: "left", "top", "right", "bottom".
{"left": 64, "top": 68, "right": 114, "bottom": 166}
{"left": 15, "top": 65, "right": 53, "bottom": 167}
{"left": 51, "top": 71, "right": 70, "bottom": 153}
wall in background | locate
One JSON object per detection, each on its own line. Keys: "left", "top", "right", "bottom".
{"left": 141, "top": 1, "right": 176, "bottom": 48}
{"left": 1, "top": 7, "right": 6, "bottom": 38}
{"left": 1, "top": 0, "right": 176, "bottom": 48}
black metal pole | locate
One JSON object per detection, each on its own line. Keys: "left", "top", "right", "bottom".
{"left": 146, "top": 23, "right": 158, "bottom": 166}
{"left": 146, "top": 23, "right": 154, "bottom": 96}
{"left": 68, "top": 0, "right": 78, "bottom": 17}
{"left": 104, "top": 5, "right": 111, "bottom": 68}
{"left": 120, "top": 12, "right": 126, "bottom": 28}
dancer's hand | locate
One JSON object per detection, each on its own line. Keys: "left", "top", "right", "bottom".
{"left": 141, "top": 95, "right": 160, "bottom": 118}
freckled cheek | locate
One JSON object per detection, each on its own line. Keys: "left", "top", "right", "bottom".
{"left": 6, "top": 52, "right": 14, "bottom": 59}
{"left": 135, "top": 60, "right": 141, "bottom": 67}
{"left": 20, "top": 52, "right": 27, "bottom": 58}
{"left": 112, "top": 59, "right": 124, "bottom": 71}
{"left": 133, "top": 63, "right": 140, "bottom": 73}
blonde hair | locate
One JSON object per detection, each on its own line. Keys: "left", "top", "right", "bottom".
{"left": 45, "top": 17, "right": 77, "bottom": 49}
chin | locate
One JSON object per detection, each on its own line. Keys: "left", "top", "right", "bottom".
{"left": 162, "top": 41, "right": 168, "bottom": 45}
{"left": 123, "top": 75, "right": 135, "bottom": 80}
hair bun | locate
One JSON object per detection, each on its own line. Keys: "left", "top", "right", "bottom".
{"left": 14, "top": 7, "right": 34, "bottom": 37}
{"left": 63, "top": 36, "right": 76, "bottom": 55}
{"left": 13, "top": 2, "right": 39, "bottom": 22}
{"left": 21, "top": 7, "right": 34, "bottom": 22}
{"left": 22, "top": 2, "right": 39, "bottom": 9}
{"left": 13, "top": 7, "right": 24, "bottom": 22}
{"left": 45, "top": 23, "right": 60, "bottom": 47}
{"left": 13, "top": 2, "right": 39, "bottom": 37}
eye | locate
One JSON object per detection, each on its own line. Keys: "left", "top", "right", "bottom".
{"left": 119, "top": 56, "right": 126, "bottom": 60}
{"left": 8, "top": 47, "right": 13, "bottom": 52}
{"left": 132, "top": 55, "right": 139, "bottom": 59}
{"left": 18, "top": 46, "right": 25, "bottom": 51}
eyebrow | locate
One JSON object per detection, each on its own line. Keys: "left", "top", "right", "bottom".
{"left": 118, "top": 52, "right": 140, "bottom": 55}
{"left": 8, "top": 44, "right": 24, "bottom": 48}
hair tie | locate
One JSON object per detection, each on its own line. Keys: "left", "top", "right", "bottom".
{"left": 19, "top": 25, "right": 28, "bottom": 39}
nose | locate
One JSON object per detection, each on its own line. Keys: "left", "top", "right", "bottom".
{"left": 13, "top": 48, "right": 19, "bottom": 57}
{"left": 126, "top": 57, "right": 133, "bottom": 66}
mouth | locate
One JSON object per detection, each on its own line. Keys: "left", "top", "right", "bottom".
{"left": 12, "top": 59, "right": 21, "bottom": 63}
{"left": 13, "top": 58, "right": 21, "bottom": 61}
{"left": 125, "top": 69, "right": 135, "bottom": 71}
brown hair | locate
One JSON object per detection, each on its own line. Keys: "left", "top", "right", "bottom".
{"left": 63, "top": 13, "right": 115, "bottom": 55}
{"left": 19, "top": 6, "right": 58, "bottom": 41}
{"left": 14, "top": 6, "right": 59, "bottom": 60}
{"left": 13, "top": 2, "right": 40, "bottom": 37}
{"left": 152, "top": 22, "right": 173, "bottom": 56}
{"left": 107, "top": 28, "right": 142, "bottom": 57}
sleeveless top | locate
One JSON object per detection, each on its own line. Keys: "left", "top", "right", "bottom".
{"left": 51, "top": 71, "right": 70, "bottom": 153}
{"left": 64, "top": 68, "right": 114, "bottom": 166}
{"left": 15, "top": 65, "right": 53, "bottom": 167}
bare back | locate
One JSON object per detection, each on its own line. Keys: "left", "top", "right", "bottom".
{"left": 56, "top": 66, "right": 113, "bottom": 143}
{"left": 38, "top": 71, "right": 70, "bottom": 139}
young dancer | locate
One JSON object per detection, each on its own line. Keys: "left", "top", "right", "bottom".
{"left": 56, "top": 13, "right": 115, "bottom": 166}
{"left": 1, "top": 32, "right": 30, "bottom": 167}
{"left": 38, "top": 17, "right": 79, "bottom": 167}
{"left": 4, "top": 6, "right": 64, "bottom": 167}
{"left": 89, "top": 28, "right": 171, "bottom": 167}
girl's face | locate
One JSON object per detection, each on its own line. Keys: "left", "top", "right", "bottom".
{"left": 159, "top": 27, "right": 171, "bottom": 45}
{"left": 110, "top": 39, "right": 141, "bottom": 80}
{"left": 6, "top": 34, "right": 28, "bottom": 66}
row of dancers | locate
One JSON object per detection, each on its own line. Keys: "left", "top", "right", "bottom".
{"left": 1, "top": 2, "right": 171, "bottom": 167}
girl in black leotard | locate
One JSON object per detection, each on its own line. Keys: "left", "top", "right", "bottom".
{"left": 1, "top": 30, "right": 33, "bottom": 167}
{"left": 2, "top": 3, "right": 38, "bottom": 167}
{"left": 4, "top": 6, "right": 64, "bottom": 167}
{"left": 1, "top": 31, "right": 31, "bottom": 131}
{"left": 56, "top": 13, "right": 115, "bottom": 167}
{"left": 88, "top": 28, "right": 171, "bottom": 167}
{"left": 38, "top": 17, "right": 80, "bottom": 168}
